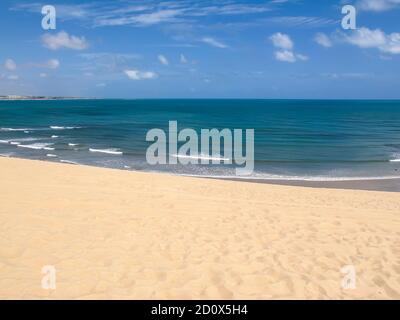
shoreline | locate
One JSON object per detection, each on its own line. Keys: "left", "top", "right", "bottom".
{"left": 0, "top": 98, "right": 91, "bottom": 101}
{"left": 1, "top": 154, "right": 399, "bottom": 192}
{"left": 1, "top": 156, "right": 399, "bottom": 299}
{"left": 224, "top": 177, "right": 400, "bottom": 192}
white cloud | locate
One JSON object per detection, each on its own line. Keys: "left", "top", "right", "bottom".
{"left": 357, "top": 0, "right": 400, "bottom": 11}
{"left": 202, "top": 37, "right": 228, "bottom": 48}
{"left": 314, "top": 32, "right": 332, "bottom": 48}
{"left": 296, "top": 54, "right": 309, "bottom": 61}
{"left": 345, "top": 28, "right": 386, "bottom": 48}
{"left": 29, "top": 59, "right": 60, "bottom": 69}
{"left": 80, "top": 52, "right": 140, "bottom": 60}
{"left": 270, "top": 32, "right": 293, "bottom": 50}
{"left": 275, "top": 50, "right": 296, "bottom": 63}
{"left": 134, "top": 9, "right": 182, "bottom": 25}
{"left": 39, "top": 73, "right": 47, "bottom": 78}
{"left": 4, "top": 59, "right": 17, "bottom": 71}
{"left": 124, "top": 69, "right": 158, "bottom": 80}
{"left": 14, "top": 2, "right": 275, "bottom": 28}
{"left": 193, "top": 3, "right": 271, "bottom": 16}
{"left": 180, "top": 54, "right": 188, "bottom": 63}
{"left": 42, "top": 31, "right": 88, "bottom": 50}
{"left": 46, "top": 59, "right": 60, "bottom": 69}
{"left": 12, "top": 3, "right": 96, "bottom": 20}
{"left": 96, "top": 9, "right": 183, "bottom": 27}
{"left": 270, "top": 33, "right": 308, "bottom": 63}
{"left": 383, "top": 33, "right": 400, "bottom": 54}
{"left": 344, "top": 27, "right": 400, "bottom": 54}
{"left": 79, "top": 52, "right": 140, "bottom": 73}
{"left": 322, "top": 72, "right": 372, "bottom": 79}
{"left": 158, "top": 54, "right": 169, "bottom": 66}
{"left": 8, "top": 75, "right": 19, "bottom": 80}
{"left": 266, "top": 16, "right": 338, "bottom": 28}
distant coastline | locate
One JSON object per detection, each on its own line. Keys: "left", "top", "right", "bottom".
{"left": 1, "top": 96, "right": 400, "bottom": 101}
{"left": 0, "top": 95, "right": 91, "bottom": 101}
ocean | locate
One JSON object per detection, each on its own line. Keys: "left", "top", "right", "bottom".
{"left": 1, "top": 99, "right": 400, "bottom": 182}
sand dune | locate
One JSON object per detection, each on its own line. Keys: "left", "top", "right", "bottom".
{"left": 0, "top": 157, "right": 399, "bottom": 299}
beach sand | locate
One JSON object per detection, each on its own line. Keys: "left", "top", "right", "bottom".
{"left": 0, "top": 157, "right": 399, "bottom": 299}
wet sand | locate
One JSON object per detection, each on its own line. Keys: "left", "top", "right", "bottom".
{"left": 226, "top": 178, "right": 400, "bottom": 192}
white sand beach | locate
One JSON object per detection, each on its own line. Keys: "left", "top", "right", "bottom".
{"left": 0, "top": 157, "right": 399, "bottom": 299}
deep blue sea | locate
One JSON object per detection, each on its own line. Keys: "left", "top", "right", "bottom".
{"left": 1, "top": 99, "right": 400, "bottom": 181}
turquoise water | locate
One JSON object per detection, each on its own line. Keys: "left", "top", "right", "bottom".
{"left": 1, "top": 99, "right": 400, "bottom": 181}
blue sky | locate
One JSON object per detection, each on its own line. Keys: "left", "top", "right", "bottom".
{"left": 0, "top": 0, "right": 399, "bottom": 99}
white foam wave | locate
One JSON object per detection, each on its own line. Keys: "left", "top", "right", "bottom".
{"left": 13, "top": 137, "right": 40, "bottom": 142}
{"left": 46, "top": 154, "right": 58, "bottom": 158}
{"left": 89, "top": 148, "right": 123, "bottom": 155}
{"left": 17, "top": 143, "right": 54, "bottom": 151}
{"left": 0, "top": 153, "right": 12, "bottom": 157}
{"left": 0, "top": 127, "right": 34, "bottom": 132}
{"left": 51, "top": 135, "right": 59, "bottom": 138}
{"left": 390, "top": 153, "right": 400, "bottom": 162}
{"left": 184, "top": 173, "right": 400, "bottom": 182}
{"left": 171, "top": 153, "right": 230, "bottom": 162}
{"left": 50, "top": 126, "right": 81, "bottom": 130}
{"left": 0, "top": 137, "right": 40, "bottom": 145}
{"left": 60, "top": 159, "right": 79, "bottom": 165}
{"left": 68, "top": 143, "right": 78, "bottom": 146}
